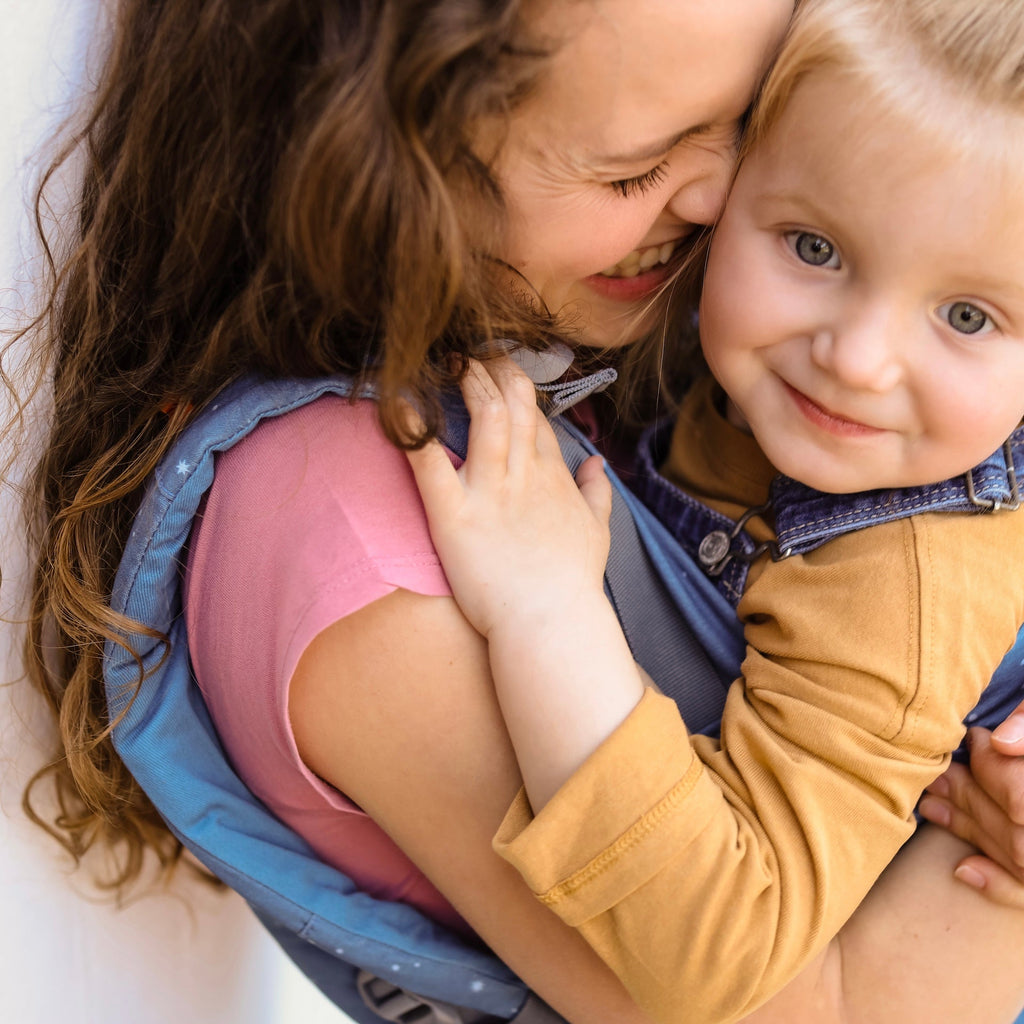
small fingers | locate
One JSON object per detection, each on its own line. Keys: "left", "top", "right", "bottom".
{"left": 459, "top": 359, "right": 514, "bottom": 487}
{"left": 400, "top": 388, "right": 466, "bottom": 528}
{"left": 486, "top": 357, "right": 541, "bottom": 472}
{"left": 405, "top": 433, "right": 463, "bottom": 529}
{"left": 460, "top": 358, "right": 541, "bottom": 484}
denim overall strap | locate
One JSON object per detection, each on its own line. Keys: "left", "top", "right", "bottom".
{"left": 631, "top": 417, "right": 760, "bottom": 608}
{"left": 771, "top": 423, "right": 1024, "bottom": 556}
{"left": 633, "top": 418, "right": 1024, "bottom": 606}
{"left": 767, "top": 423, "right": 1024, "bottom": 764}
{"left": 631, "top": 411, "right": 1024, "bottom": 761}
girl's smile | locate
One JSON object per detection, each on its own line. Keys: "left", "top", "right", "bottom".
{"left": 587, "top": 238, "right": 684, "bottom": 301}
{"left": 489, "top": 0, "right": 793, "bottom": 348}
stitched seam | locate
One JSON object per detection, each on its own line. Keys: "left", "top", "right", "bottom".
{"left": 536, "top": 755, "right": 705, "bottom": 906}
{"left": 786, "top": 493, "right": 965, "bottom": 535}
{"left": 905, "top": 521, "right": 930, "bottom": 748}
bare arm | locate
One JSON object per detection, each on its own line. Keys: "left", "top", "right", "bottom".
{"left": 403, "top": 358, "right": 1024, "bottom": 1022}
{"left": 745, "top": 825, "right": 1024, "bottom": 1024}
{"left": 289, "top": 587, "right": 652, "bottom": 1024}
{"left": 291, "top": 587, "right": 1024, "bottom": 1024}
{"left": 404, "top": 359, "right": 646, "bottom": 808}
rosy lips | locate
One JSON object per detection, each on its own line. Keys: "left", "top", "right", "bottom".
{"left": 583, "top": 260, "right": 675, "bottom": 302}
{"left": 783, "top": 381, "right": 883, "bottom": 437}
{"left": 585, "top": 236, "right": 686, "bottom": 303}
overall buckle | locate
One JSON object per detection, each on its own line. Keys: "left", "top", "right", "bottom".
{"left": 964, "top": 440, "right": 1021, "bottom": 511}
{"left": 696, "top": 502, "right": 793, "bottom": 578}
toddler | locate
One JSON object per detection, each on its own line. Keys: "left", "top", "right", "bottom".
{"left": 408, "top": 0, "right": 1024, "bottom": 1019}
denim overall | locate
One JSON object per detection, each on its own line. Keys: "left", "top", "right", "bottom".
{"left": 632, "top": 414, "right": 1024, "bottom": 753}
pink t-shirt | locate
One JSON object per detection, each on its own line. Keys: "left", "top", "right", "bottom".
{"left": 184, "top": 394, "right": 468, "bottom": 933}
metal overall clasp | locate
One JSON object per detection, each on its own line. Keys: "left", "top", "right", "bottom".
{"left": 964, "top": 440, "right": 1021, "bottom": 511}
{"left": 696, "top": 502, "right": 793, "bottom": 578}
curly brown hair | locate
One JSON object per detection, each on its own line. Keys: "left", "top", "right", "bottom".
{"left": 6, "top": 0, "right": 610, "bottom": 893}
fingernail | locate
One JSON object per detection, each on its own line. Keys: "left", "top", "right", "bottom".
{"left": 927, "top": 774, "right": 951, "bottom": 798}
{"left": 994, "top": 714, "right": 1024, "bottom": 744}
{"left": 918, "top": 795, "right": 950, "bottom": 827}
{"left": 954, "top": 864, "right": 986, "bottom": 889}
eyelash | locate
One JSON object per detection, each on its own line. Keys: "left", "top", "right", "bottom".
{"left": 611, "top": 162, "right": 668, "bottom": 198}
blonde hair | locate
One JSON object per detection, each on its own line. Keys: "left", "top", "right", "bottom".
{"left": 747, "top": 0, "right": 1024, "bottom": 155}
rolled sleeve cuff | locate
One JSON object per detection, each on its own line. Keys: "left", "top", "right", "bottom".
{"left": 494, "top": 689, "right": 715, "bottom": 925}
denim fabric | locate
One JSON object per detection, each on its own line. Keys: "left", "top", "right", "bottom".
{"left": 630, "top": 415, "right": 1024, "bottom": 759}
{"left": 770, "top": 422, "right": 1024, "bottom": 556}
{"left": 633, "top": 418, "right": 1024, "bottom": 607}
{"left": 632, "top": 417, "right": 758, "bottom": 606}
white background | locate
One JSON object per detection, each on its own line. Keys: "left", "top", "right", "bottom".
{"left": 1, "top": 2, "right": 347, "bottom": 1021}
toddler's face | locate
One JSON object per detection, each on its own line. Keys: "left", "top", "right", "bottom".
{"left": 700, "top": 67, "right": 1024, "bottom": 494}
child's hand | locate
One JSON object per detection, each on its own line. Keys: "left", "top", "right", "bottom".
{"left": 406, "top": 357, "right": 612, "bottom": 640}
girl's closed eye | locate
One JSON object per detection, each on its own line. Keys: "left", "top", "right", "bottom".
{"left": 611, "top": 162, "right": 668, "bottom": 198}
{"left": 785, "top": 230, "right": 841, "bottom": 269}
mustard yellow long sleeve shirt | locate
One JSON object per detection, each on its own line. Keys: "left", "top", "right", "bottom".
{"left": 495, "top": 378, "right": 1024, "bottom": 1024}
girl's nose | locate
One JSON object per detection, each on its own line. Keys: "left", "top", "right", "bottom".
{"left": 664, "top": 146, "right": 736, "bottom": 228}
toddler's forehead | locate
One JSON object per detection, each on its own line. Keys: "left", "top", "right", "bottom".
{"left": 744, "top": 62, "right": 1024, "bottom": 200}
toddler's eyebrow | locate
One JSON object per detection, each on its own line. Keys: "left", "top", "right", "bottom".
{"left": 593, "top": 123, "right": 713, "bottom": 165}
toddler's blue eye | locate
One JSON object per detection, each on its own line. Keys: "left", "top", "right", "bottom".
{"left": 942, "top": 301, "right": 990, "bottom": 336}
{"left": 789, "top": 231, "right": 839, "bottom": 268}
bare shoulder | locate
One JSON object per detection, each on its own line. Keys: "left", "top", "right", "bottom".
{"left": 290, "top": 588, "right": 520, "bottom": 837}
{"left": 289, "top": 588, "right": 648, "bottom": 1023}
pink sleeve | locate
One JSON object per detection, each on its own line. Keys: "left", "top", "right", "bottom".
{"left": 185, "top": 395, "right": 468, "bottom": 933}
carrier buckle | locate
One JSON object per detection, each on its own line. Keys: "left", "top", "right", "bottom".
{"left": 964, "top": 440, "right": 1021, "bottom": 511}
{"left": 357, "top": 971, "right": 486, "bottom": 1024}
{"left": 356, "top": 972, "right": 566, "bottom": 1024}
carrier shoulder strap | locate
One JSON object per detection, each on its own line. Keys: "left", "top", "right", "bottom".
{"left": 106, "top": 372, "right": 730, "bottom": 1024}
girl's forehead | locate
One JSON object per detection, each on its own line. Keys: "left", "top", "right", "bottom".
{"left": 515, "top": 0, "right": 793, "bottom": 165}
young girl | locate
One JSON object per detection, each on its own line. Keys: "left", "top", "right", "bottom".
{"left": 13, "top": 1, "right": 1024, "bottom": 1022}
{"left": 408, "top": 0, "right": 1024, "bottom": 1020}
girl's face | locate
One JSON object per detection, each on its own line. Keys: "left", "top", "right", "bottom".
{"left": 490, "top": 0, "right": 793, "bottom": 349}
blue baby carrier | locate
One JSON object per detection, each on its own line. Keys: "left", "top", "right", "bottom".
{"left": 104, "top": 373, "right": 731, "bottom": 1024}
{"left": 105, "top": 372, "right": 1024, "bottom": 1022}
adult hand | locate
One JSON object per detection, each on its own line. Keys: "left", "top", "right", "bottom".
{"left": 918, "top": 701, "right": 1024, "bottom": 907}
